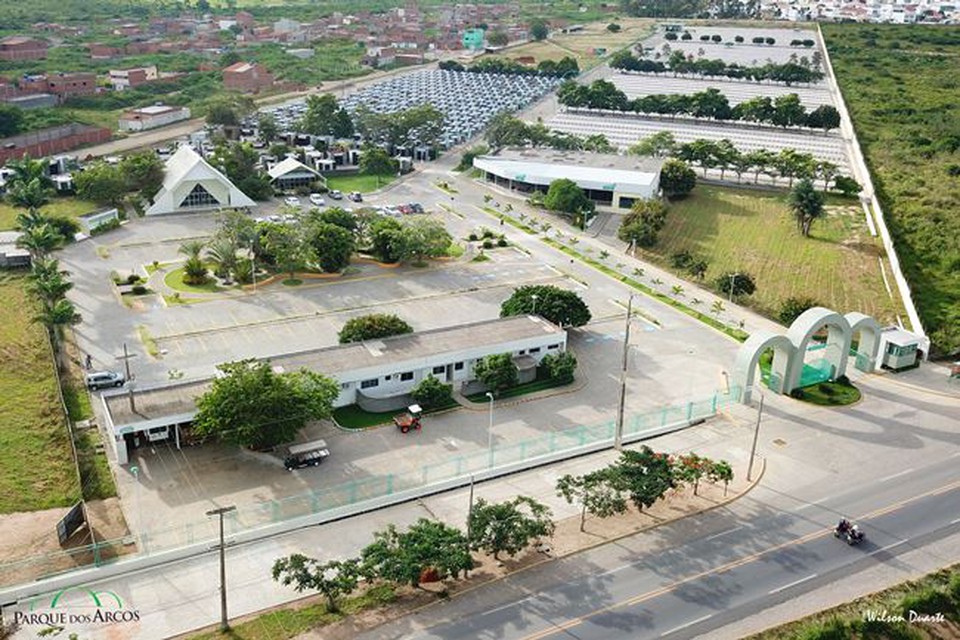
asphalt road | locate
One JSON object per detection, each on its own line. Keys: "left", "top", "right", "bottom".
{"left": 354, "top": 453, "right": 960, "bottom": 640}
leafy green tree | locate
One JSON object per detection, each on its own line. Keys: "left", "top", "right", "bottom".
{"left": 360, "top": 519, "right": 472, "bottom": 588}
{"left": 27, "top": 263, "right": 73, "bottom": 306}
{"left": 617, "top": 198, "right": 669, "bottom": 248}
{"left": 215, "top": 209, "right": 258, "bottom": 250}
{"left": 74, "top": 161, "right": 128, "bottom": 206}
{"left": 529, "top": 19, "right": 549, "bottom": 41}
{"left": 396, "top": 217, "right": 453, "bottom": 264}
{"left": 805, "top": 104, "right": 840, "bottom": 131}
{"left": 484, "top": 113, "right": 530, "bottom": 149}
{"left": 313, "top": 207, "right": 357, "bottom": 233}
{"left": 0, "top": 103, "right": 24, "bottom": 136}
{"left": 194, "top": 359, "right": 339, "bottom": 449}
{"left": 456, "top": 145, "right": 489, "bottom": 171}
{"left": 205, "top": 238, "right": 239, "bottom": 279}
{"left": 688, "top": 258, "right": 709, "bottom": 280}
{"left": 179, "top": 239, "right": 205, "bottom": 260}
{"left": 771, "top": 93, "right": 807, "bottom": 128}
{"left": 556, "top": 468, "right": 628, "bottom": 531}
{"left": 715, "top": 272, "right": 756, "bottom": 298}
{"left": 262, "top": 223, "right": 310, "bottom": 279}
{"left": 272, "top": 555, "right": 361, "bottom": 613}
{"left": 675, "top": 453, "right": 710, "bottom": 495}
{"left": 707, "top": 460, "right": 734, "bottom": 496}
{"left": 300, "top": 94, "right": 344, "bottom": 137}
{"left": 205, "top": 95, "right": 253, "bottom": 127}
{"left": 305, "top": 221, "right": 354, "bottom": 273}
{"left": 544, "top": 178, "right": 592, "bottom": 216}
{"left": 182, "top": 255, "right": 209, "bottom": 285}
{"left": 788, "top": 178, "right": 825, "bottom": 236}
{"left": 119, "top": 151, "right": 165, "bottom": 200}
{"left": 607, "top": 23, "right": 622, "bottom": 32}
{"left": 614, "top": 446, "right": 676, "bottom": 514}
{"left": 338, "top": 313, "right": 413, "bottom": 344}
{"left": 369, "top": 216, "right": 403, "bottom": 263}
{"left": 474, "top": 353, "right": 519, "bottom": 394}
{"left": 500, "top": 284, "right": 592, "bottom": 328}
{"left": 487, "top": 30, "right": 508, "bottom": 47}
{"left": 468, "top": 497, "right": 555, "bottom": 560}
{"left": 7, "top": 173, "right": 53, "bottom": 210}
{"left": 359, "top": 146, "right": 399, "bottom": 184}
{"left": 212, "top": 141, "right": 273, "bottom": 201}
{"left": 257, "top": 113, "right": 279, "bottom": 143}
{"left": 628, "top": 131, "right": 676, "bottom": 158}
{"left": 778, "top": 296, "right": 820, "bottom": 325}
{"left": 659, "top": 159, "right": 697, "bottom": 198}
{"left": 539, "top": 351, "right": 577, "bottom": 382}
{"left": 411, "top": 375, "right": 453, "bottom": 409}
{"left": 833, "top": 175, "right": 861, "bottom": 197}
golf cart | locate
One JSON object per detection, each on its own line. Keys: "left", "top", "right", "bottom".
{"left": 393, "top": 404, "right": 423, "bottom": 433}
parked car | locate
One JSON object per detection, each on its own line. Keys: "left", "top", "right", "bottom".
{"left": 284, "top": 439, "right": 330, "bottom": 471}
{"left": 85, "top": 371, "right": 125, "bottom": 390}
{"left": 329, "top": 190, "right": 343, "bottom": 200}
{"left": 284, "top": 196, "right": 301, "bottom": 208}
{"left": 309, "top": 193, "right": 325, "bottom": 207}
{"left": 348, "top": 191, "right": 363, "bottom": 202}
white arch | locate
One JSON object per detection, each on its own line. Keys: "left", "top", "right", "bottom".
{"left": 845, "top": 312, "right": 881, "bottom": 373}
{"left": 784, "top": 307, "right": 852, "bottom": 393}
{"left": 733, "top": 330, "right": 795, "bottom": 404}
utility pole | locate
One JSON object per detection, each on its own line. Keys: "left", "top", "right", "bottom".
{"left": 747, "top": 392, "right": 764, "bottom": 481}
{"left": 116, "top": 343, "right": 137, "bottom": 413}
{"left": 206, "top": 505, "right": 237, "bottom": 633}
{"left": 614, "top": 293, "right": 634, "bottom": 451}
{"left": 728, "top": 272, "right": 737, "bottom": 303}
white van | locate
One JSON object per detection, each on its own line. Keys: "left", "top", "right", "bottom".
{"left": 85, "top": 371, "right": 125, "bottom": 390}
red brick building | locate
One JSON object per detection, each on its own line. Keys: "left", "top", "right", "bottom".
{"left": 0, "top": 36, "right": 48, "bottom": 61}
{"left": 0, "top": 124, "right": 111, "bottom": 164}
{"left": 46, "top": 73, "right": 97, "bottom": 98}
{"left": 222, "top": 61, "right": 275, "bottom": 93}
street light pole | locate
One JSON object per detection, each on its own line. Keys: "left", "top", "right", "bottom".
{"left": 728, "top": 272, "right": 737, "bottom": 303}
{"left": 531, "top": 294, "right": 538, "bottom": 316}
{"left": 614, "top": 293, "right": 634, "bottom": 451}
{"left": 130, "top": 465, "right": 142, "bottom": 549}
{"left": 747, "top": 392, "right": 764, "bottom": 481}
{"left": 206, "top": 505, "right": 237, "bottom": 633}
{"left": 116, "top": 343, "right": 137, "bottom": 413}
{"left": 485, "top": 392, "right": 494, "bottom": 467}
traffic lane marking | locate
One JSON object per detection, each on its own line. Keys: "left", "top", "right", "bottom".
{"left": 517, "top": 478, "right": 960, "bottom": 640}
{"left": 768, "top": 573, "right": 817, "bottom": 595}
{"left": 661, "top": 613, "right": 712, "bottom": 637}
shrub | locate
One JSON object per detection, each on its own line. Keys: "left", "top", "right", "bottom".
{"left": 131, "top": 284, "right": 148, "bottom": 295}
{"left": 540, "top": 351, "right": 577, "bottom": 383}
{"left": 481, "top": 227, "right": 496, "bottom": 239}
{"left": 711, "top": 35, "right": 722, "bottom": 43}
{"left": 735, "top": 35, "right": 744, "bottom": 43}
{"left": 126, "top": 273, "right": 142, "bottom": 284}
{"left": 795, "top": 617, "right": 849, "bottom": 640}
{"left": 900, "top": 587, "right": 954, "bottom": 619}
{"left": 665, "top": 32, "right": 678, "bottom": 41}
{"left": 482, "top": 239, "right": 494, "bottom": 249}
{"left": 411, "top": 375, "right": 453, "bottom": 409}
{"left": 779, "top": 296, "right": 820, "bottom": 325}
{"left": 700, "top": 35, "right": 710, "bottom": 42}
{"left": 338, "top": 313, "right": 413, "bottom": 344}
{"left": 496, "top": 237, "right": 508, "bottom": 247}
{"left": 90, "top": 218, "right": 122, "bottom": 235}
{"left": 468, "top": 232, "right": 479, "bottom": 241}
{"left": 681, "top": 32, "right": 692, "bottom": 40}
{"left": 671, "top": 250, "right": 694, "bottom": 269}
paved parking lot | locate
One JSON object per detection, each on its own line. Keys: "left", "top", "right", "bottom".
{"left": 645, "top": 26, "right": 823, "bottom": 65}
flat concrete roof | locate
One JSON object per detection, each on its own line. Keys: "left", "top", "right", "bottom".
{"left": 104, "top": 315, "right": 565, "bottom": 431}
{"left": 475, "top": 148, "right": 662, "bottom": 192}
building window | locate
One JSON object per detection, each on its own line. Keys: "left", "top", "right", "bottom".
{"left": 400, "top": 371, "right": 414, "bottom": 381}
{"left": 360, "top": 378, "right": 379, "bottom": 389}
{"left": 432, "top": 365, "right": 445, "bottom": 375}
{"left": 454, "top": 362, "right": 464, "bottom": 371}
{"left": 548, "top": 343, "right": 560, "bottom": 350}
{"left": 340, "top": 382, "right": 351, "bottom": 390}
{"left": 518, "top": 350, "right": 525, "bottom": 355}
{"left": 529, "top": 347, "right": 541, "bottom": 354}
{"left": 179, "top": 184, "right": 220, "bottom": 208}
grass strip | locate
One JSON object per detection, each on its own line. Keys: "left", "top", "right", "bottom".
{"left": 333, "top": 401, "right": 460, "bottom": 430}
{"left": 543, "top": 239, "right": 749, "bottom": 343}
{"left": 137, "top": 324, "right": 159, "bottom": 357}
{"left": 465, "top": 376, "right": 572, "bottom": 402}
{"left": 481, "top": 208, "right": 537, "bottom": 235}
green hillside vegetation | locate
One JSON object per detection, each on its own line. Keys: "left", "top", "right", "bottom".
{"left": 823, "top": 24, "right": 960, "bottom": 354}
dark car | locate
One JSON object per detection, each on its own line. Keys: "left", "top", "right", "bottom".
{"left": 284, "top": 447, "right": 330, "bottom": 471}
{"left": 348, "top": 191, "right": 363, "bottom": 202}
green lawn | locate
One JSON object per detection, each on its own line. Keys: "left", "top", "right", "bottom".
{"left": 163, "top": 267, "right": 229, "bottom": 294}
{"left": 0, "top": 276, "right": 80, "bottom": 512}
{"left": 465, "top": 375, "right": 573, "bottom": 402}
{"left": 333, "top": 401, "right": 459, "bottom": 430}
{"left": 638, "top": 185, "right": 903, "bottom": 324}
{"left": 324, "top": 173, "right": 397, "bottom": 194}
{"left": 0, "top": 197, "right": 103, "bottom": 231}
{"left": 794, "top": 380, "right": 862, "bottom": 406}
{"left": 823, "top": 24, "right": 960, "bottom": 354}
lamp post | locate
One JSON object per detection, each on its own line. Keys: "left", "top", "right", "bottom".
{"left": 728, "top": 272, "right": 738, "bottom": 303}
{"left": 531, "top": 294, "right": 538, "bottom": 316}
{"left": 130, "top": 464, "right": 143, "bottom": 549}
{"left": 206, "top": 505, "right": 237, "bottom": 633}
{"left": 747, "top": 391, "right": 764, "bottom": 482}
{"left": 614, "top": 293, "right": 634, "bottom": 451}
{"left": 485, "top": 392, "right": 494, "bottom": 467}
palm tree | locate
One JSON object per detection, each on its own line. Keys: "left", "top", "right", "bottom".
{"left": 789, "top": 178, "right": 825, "bottom": 237}
{"left": 8, "top": 178, "right": 53, "bottom": 211}
{"left": 28, "top": 257, "right": 69, "bottom": 282}
{"left": 6, "top": 154, "right": 52, "bottom": 188}
{"left": 17, "top": 223, "right": 64, "bottom": 259}
{"left": 27, "top": 270, "right": 73, "bottom": 306}
{"left": 178, "top": 239, "right": 206, "bottom": 259}
{"left": 15, "top": 208, "right": 47, "bottom": 231}
{"left": 206, "top": 238, "right": 239, "bottom": 279}
{"left": 34, "top": 298, "right": 82, "bottom": 348}
{"left": 711, "top": 300, "right": 725, "bottom": 317}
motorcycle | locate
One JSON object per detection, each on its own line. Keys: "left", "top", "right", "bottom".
{"left": 834, "top": 520, "right": 865, "bottom": 545}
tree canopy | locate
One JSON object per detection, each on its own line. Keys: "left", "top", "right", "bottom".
{"left": 617, "top": 198, "right": 669, "bottom": 248}
{"left": 468, "top": 497, "right": 554, "bottom": 560}
{"left": 338, "top": 313, "right": 413, "bottom": 344}
{"left": 193, "top": 360, "right": 339, "bottom": 450}
{"left": 544, "top": 178, "right": 593, "bottom": 216}
{"left": 473, "top": 353, "right": 519, "bottom": 394}
{"left": 360, "top": 520, "right": 472, "bottom": 587}
{"left": 271, "top": 555, "right": 361, "bottom": 613}
{"left": 74, "top": 161, "right": 128, "bottom": 206}
{"left": 500, "top": 284, "right": 592, "bottom": 328}
{"left": 659, "top": 159, "right": 697, "bottom": 198}
{"left": 788, "top": 178, "right": 825, "bottom": 236}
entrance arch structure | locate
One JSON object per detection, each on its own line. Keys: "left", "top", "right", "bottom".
{"left": 845, "top": 312, "right": 881, "bottom": 373}
{"left": 784, "top": 307, "right": 852, "bottom": 393}
{"left": 733, "top": 331, "right": 795, "bottom": 404}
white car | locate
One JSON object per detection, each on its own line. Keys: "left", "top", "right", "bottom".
{"left": 309, "top": 193, "right": 325, "bottom": 207}
{"left": 328, "top": 190, "right": 343, "bottom": 200}
{"left": 284, "top": 196, "right": 301, "bottom": 208}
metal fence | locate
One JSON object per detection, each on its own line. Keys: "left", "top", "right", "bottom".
{"left": 0, "top": 387, "right": 740, "bottom": 589}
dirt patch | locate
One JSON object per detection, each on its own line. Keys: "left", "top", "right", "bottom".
{"left": 0, "top": 498, "right": 133, "bottom": 588}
